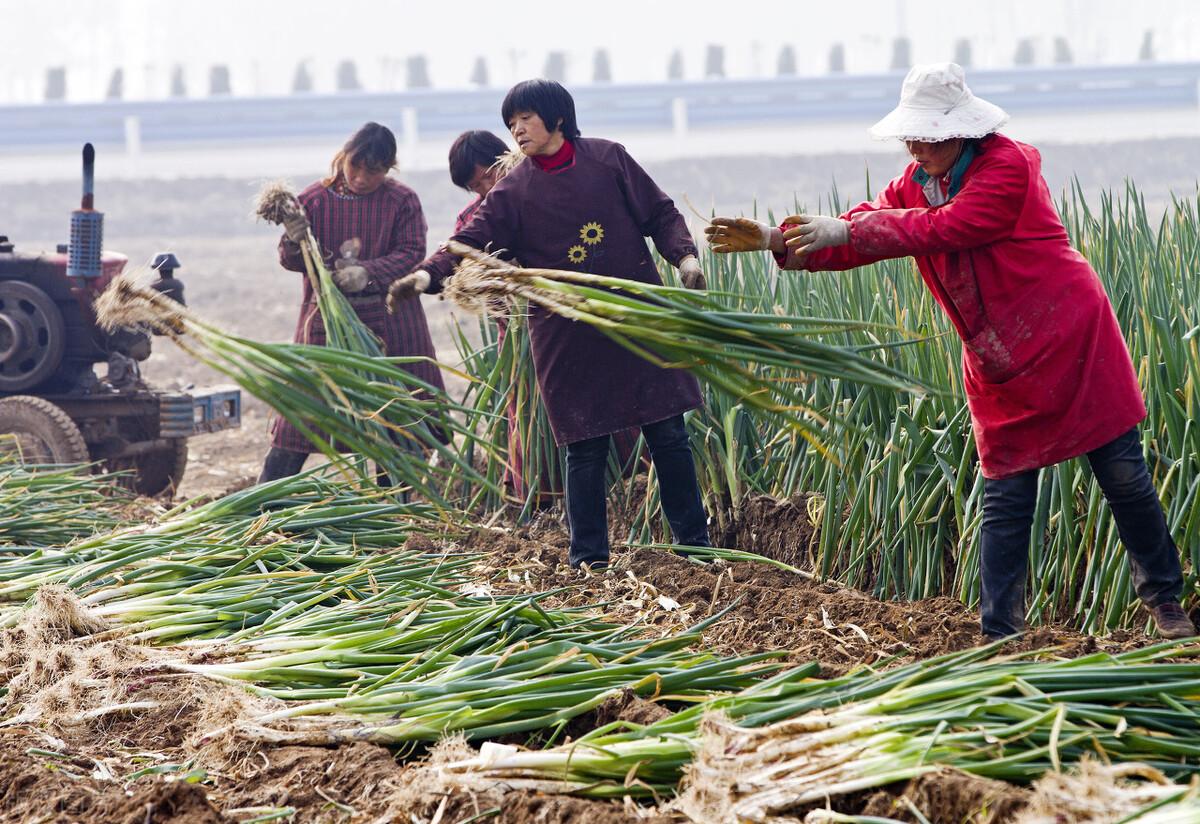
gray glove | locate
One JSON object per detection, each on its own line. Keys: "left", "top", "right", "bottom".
{"left": 678, "top": 255, "right": 706, "bottom": 290}
{"left": 333, "top": 262, "right": 369, "bottom": 293}
{"left": 387, "top": 270, "right": 431, "bottom": 314}
{"left": 782, "top": 214, "right": 850, "bottom": 256}
{"left": 283, "top": 213, "right": 309, "bottom": 244}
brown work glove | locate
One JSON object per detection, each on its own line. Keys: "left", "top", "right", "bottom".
{"left": 333, "top": 262, "right": 370, "bottom": 293}
{"left": 283, "top": 213, "right": 310, "bottom": 244}
{"left": 703, "top": 217, "right": 784, "bottom": 254}
{"left": 332, "top": 238, "right": 369, "bottom": 293}
{"left": 677, "top": 255, "right": 706, "bottom": 290}
{"left": 387, "top": 270, "right": 431, "bottom": 314}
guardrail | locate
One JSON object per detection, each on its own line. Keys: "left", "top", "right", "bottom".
{"left": 1, "top": 62, "right": 1197, "bottom": 152}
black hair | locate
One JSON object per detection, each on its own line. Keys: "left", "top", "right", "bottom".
{"left": 500, "top": 79, "right": 581, "bottom": 139}
{"left": 448, "top": 130, "right": 509, "bottom": 189}
{"left": 326, "top": 122, "right": 397, "bottom": 184}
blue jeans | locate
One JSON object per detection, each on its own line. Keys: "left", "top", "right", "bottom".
{"left": 565, "top": 415, "right": 710, "bottom": 568}
{"left": 980, "top": 427, "right": 1184, "bottom": 637}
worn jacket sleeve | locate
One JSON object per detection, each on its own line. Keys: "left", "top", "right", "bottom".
{"left": 277, "top": 188, "right": 318, "bottom": 273}
{"left": 611, "top": 143, "right": 696, "bottom": 266}
{"left": 848, "top": 152, "right": 1029, "bottom": 258}
{"left": 421, "top": 178, "right": 520, "bottom": 295}
{"left": 278, "top": 235, "right": 305, "bottom": 272}
{"left": 361, "top": 189, "right": 428, "bottom": 290}
{"left": 779, "top": 175, "right": 908, "bottom": 272}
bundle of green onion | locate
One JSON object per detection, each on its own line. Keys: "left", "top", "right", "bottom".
{"left": 93, "top": 274, "right": 497, "bottom": 510}
{"left": 441, "top": 242, "right": 931, "bottom": 448}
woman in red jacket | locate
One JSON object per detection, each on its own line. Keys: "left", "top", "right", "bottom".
{"left": 706, "top": 63, "right": 1193, "bottom": 640}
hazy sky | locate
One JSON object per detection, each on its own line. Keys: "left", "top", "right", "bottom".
{"left": 1, "top": 0, "right": 1197, "bottom": 102}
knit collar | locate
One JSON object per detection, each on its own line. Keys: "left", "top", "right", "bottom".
{"left": 531, "top": 139, "right": 575, "bottom": 174}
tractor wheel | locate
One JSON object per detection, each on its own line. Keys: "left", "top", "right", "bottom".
{"left": 108, "top": 438, "right": 189, "bottom": 497}
{"left": 0, "top": 280, "right": 67, "bottom": 392}
{"left": 0, "top": 395, "right": 89, "bottom": 465}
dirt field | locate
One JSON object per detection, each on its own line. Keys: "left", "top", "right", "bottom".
{"left": 2, "top": 136, "right": 1199, "bottom": 497}
{"left": 0, "top": 500, "right": 1156, "bottom": 824}
{"left": 3, "top": 136, "right": 1196, "bottom": 817}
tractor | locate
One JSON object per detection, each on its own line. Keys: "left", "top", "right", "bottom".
{"left": 0, "top": 144, "right": 240, "bottom": 495}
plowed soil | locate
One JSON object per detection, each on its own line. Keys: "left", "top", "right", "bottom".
{"left": 465, "top": 501, "right": 1146, "bottom": 677}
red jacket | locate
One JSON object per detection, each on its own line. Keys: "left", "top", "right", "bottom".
{"left": 785, "top": 133, "right": 1145, "bottom": 479}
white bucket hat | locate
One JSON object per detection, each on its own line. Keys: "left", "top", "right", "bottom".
{"left": 869, "top": 62, "right": 1009, "bottom": 142}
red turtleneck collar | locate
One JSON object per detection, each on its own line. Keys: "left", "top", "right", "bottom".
{"left": 532, "top": 138, "right": 575, "bottom": 174}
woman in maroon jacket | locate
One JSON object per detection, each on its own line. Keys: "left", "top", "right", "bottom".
{"left": 392, "top": 81, "right": 709, "bottom": 569}
{"left": 707, "top": 64, "right": 1192, "bottom": 640}
{"left": 449, "top": 129, "right": 508, "bottom": 233}
{"left": 257, "top": 122, "right": 446, "bottom": 483}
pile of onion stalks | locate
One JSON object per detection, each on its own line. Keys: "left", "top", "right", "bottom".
{"left": 0, "top": 459, "right": 133, "bottom": 547}
{"left": 441, "top": 242, "right": 932, "bottom": 449}
{"left": 0, "top": 470, "right": 794, "bottom": 747}
{"left": 93, "top": 273, "right": 498, "bottom": 510}
{"left": 438, "top": 640, "right": 1200, "bottom": 812}
{"left": 189, "top": 608, "right": 790, "bottom": 745}
{"left": 0, "top": 472, "right": 458, "bottom": 617}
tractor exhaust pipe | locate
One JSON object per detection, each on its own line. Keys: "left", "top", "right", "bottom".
{"left": 81, "top": 142, "right": 95, "bottom": 211}
{"left": 67, "top": 142, "right": 103, "bottom": 279}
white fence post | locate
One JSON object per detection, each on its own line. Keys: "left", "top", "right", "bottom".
{"left": 671, "top": 97, "right": 688, "bottom": 139}
{"left": 123, "top": 114, "right": 142, "bottom": 157}
{"left": 401, "top": 106, "right": 418, "bottom": 168}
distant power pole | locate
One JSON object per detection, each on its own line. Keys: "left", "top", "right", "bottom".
{"left": 407, "top": 56, "right": 431, "bottom": 89}
{"left": 337, "top": 60, "right": 361, "bottom": 91}
{"left": 593, "top": 49, "right": 612, "bottom": 83}
{"left": 543, "top": 51, "right": 567, "bottom": 82}
{"left": 1139, "top": 30, "right": 1155, "bottom": 62}
{"left": 44, "top": 67, "right": 67, "bottom": 101}
{"left": 106, "top": 68, "right": 124, "bottom": 100}
{"left": 777, "top": 45, "right": 797, "bottom": 77}
{"left": 170, "top": 65, "right": 187, "bottom": 98}
{"left": 1053, "top": 37, "right": 1073, "bottom": 65}
{"left": 667, "top": 49, "right": 684, "bottom": 81}
{"left": 704, "top": 45, "right": 725, "bottom": 79}
{"left": 209, "top": 65, "right": 232, "bottom": 96}
{"left": 1013, "top": 38, "right": 1035, "bottom": 66}
{"left": 828, "top": 43, "right": 846, "bottom": 74}
{"left": 470, "top": 56, "right": 489, "bottom": 87}
{"left": 292, "top": 61, "right": 313, "bottom": 93}
{"left": 953, "top": 38, "right": 972, "bottom": 68}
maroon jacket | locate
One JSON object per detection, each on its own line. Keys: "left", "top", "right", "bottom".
{"left": 423, "top": 138, "right": 702, "bottom": 445}
{"left": 273, "top": 178, "right": 446, "bottom": 453}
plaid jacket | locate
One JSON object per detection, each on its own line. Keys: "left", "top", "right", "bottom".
{"left": 272, "top": 178, "right": 446, "bottom": 453}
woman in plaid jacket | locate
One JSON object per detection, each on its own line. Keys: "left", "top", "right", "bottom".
{"left": 257, "top": 122, "right": 446, "bottom": 483}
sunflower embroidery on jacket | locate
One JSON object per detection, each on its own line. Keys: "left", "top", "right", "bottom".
{"left": 565, "top": 221, "right": 604, "bottom": 267}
